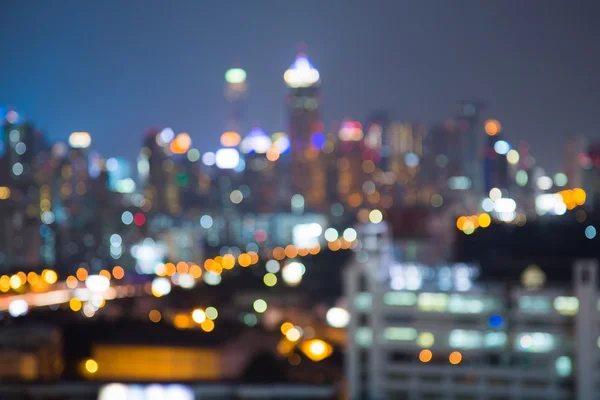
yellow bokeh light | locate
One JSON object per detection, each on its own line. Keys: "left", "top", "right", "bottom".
{"left": 484, "top": 120, "right": 501, "bottom": 136}
{"left": 300, "top": 339, "right": 333, "bottom": 362}
{"left": 478, "top": 213, "right": 491, "bottom": 228}
{"left": 264, "top": 273, "right": 277, "bottom": 287}
{"left": 85, "top": 359, "right": 98, "bottom": 374}
{"left": 201, "top": 319, "right": 215, "bottom": 332}
{"left": 0, "top": 186, "right": 11, "bottom": 200}
{"left": 449, "top": 351, "right": 463, "bottom": 365}
{"left": 0, "top": 275, "right": 10, "bottom": 292}
{"left": 573, "top": 188, "right": 586, "bottom": 205}
{"left": 285, "top": 327, "right": 301, "bottom": 342}
{"left": 42, "top": 269, "right": 58, "bottom": 284}
{"left": 70, "top": 298, "right": 82, "bottom": 312}
{"left": 456, "top": 216, "right": 467, "bottom": 230}
{"left": 281, "top": 322, "right": 294, "bottom": 335}
{"left": 419, "top": 349, "right": 433, "bottom": 363}
{"left": 10, "top": 274, "right": 23, "bottom": 289}
{"left": 149, "top": 309, "right": 161, "bottom": 323}
{"left": 222, "top": 254, "right": 236, "bottom": 270}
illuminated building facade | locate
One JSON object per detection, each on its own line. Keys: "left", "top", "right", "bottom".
{"left": 456, "top": 101, "right": 485, "bottom": 194}
{"left": 336, "top": 120, "right": 369, "bottom": 209}
{"left": 482, "top": 119, "right": 510, "bottom": 194}
{"left": 224, "top": 66, "right": 248, "bottom": 134}
{"left": 563, "top": 136, "right": 586, "bottom": 190}
{"left": 285, "top": 53, "right": 327, "bottom": 211}
{"left": 581, "top": 142, "right": 600, "bottom": 207}
{"left": 140, "top": 128, "right": 196, "bottom": 216}
{"left": 345, "top": 222, "right": 596, "bottom": 400}
{"left": 386, "top": 122, "right": 425, "bottom": 206}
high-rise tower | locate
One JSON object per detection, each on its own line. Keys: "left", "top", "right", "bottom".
{"left": 284, "top": 52, "right": 326, "bottom": 210}
{"left": 224, "top": 65, "right": 248, "bottom": 134}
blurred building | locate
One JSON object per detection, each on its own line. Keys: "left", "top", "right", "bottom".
{"left": 386, "top": 122, "right": 425, "bottom": 206}
{"left": 345, "top": 222, "right": 595, "bottom": 400}
{"left": 224, "top": 65, "right": 248, "bottom": 134}
{"left": 0, "top": 324, "right": 63, "bottom": 381}
{"left": 582, "top": 142, "right": 600, "bottom": 208}
{"left": 456, "top": 101, "right": 485, "bottom": 194}
{"left": 563, "top": 136, "right": 586, "bottom": 190}
{"left": 285, "top": 53, "right": 327, "bottom": 211}
{"left": 336, "top": 120, "right": 370, "bottom": 210}
{"left": 482, "top": 120, "right": 510, "bottom": 194}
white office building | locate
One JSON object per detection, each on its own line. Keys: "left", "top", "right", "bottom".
{"left": 344, "top": 222, "right": 597, "bottom": 400}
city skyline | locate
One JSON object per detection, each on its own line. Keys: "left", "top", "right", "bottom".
{"left": 2, "top": 1, "right": 600, "bottom": 173}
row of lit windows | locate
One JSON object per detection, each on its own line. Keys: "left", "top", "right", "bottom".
{"left": 355, "top": 291, "right": 582, "bottom": 316}
{"left": 355, "top": 326, "right": 562, "bottom": 354}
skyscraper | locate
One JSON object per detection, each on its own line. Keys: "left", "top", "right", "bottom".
{"left": 456, "top": 101, "right": 485, "bottom": 194}
{"left": 224, "top": 65, "right": 248, "bottom": 134}
{"left": 284, "top": 53, "right": 327, "bottom": 210}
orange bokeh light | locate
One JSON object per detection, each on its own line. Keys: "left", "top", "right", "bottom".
{"left": 449, "top": 351, "right": 463, "bottom": 365}
{"left": 419, "top": 349, "right": 433, "bottom": 363}
{"left": 112, "top": 266, "right": 125, "bottom": 280}
{"left": 485, "top": 120, "right": 501, "bottom": 136}
{"left": 220, "top": 132, "right": 241, "bottom": 147}
{"left": 170, "top": 133, "right": 192, "bottom": 154}
{"left": 76, "top": 267, "right": 88, "bottom": 281}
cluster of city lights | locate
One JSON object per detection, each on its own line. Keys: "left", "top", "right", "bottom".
{"left": 169, "top": 306, "right": 219, "bottom": 332}
{"left": 278, "top": 322, "right": 333, "bottom": 364}
{"left": 455, "top": 213, "right": 492, "bottom": 235}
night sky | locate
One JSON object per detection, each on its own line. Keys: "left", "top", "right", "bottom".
{"left": 2, "top": 0, "right": 599, "bottom": 173}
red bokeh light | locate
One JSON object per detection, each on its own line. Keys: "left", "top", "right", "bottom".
{"left": 254, "top": 229, "right": 267, "bottom": 243}
{"left": 134, "top": 213, "right": 146, "bottom": 226}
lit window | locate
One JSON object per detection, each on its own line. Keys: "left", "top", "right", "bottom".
{"left": 354, "top": 292, "right": 372, "bottom": 312}
{"left": 355, "top": 327, "right": 372, "bottom": 347}
{"left": 515, "top": 332, "right": 555, "bottom": 353}
{"left": 553, "top": 296, "right": 578, "bottom": 316}
{"left": 383, "top": 327, "right": 417, "bottom": 341}
{"left": 555, "top": 356, "right": 572, "bottom": 377}
{"left": 449, "top": 330, "right": 483, "bottom": 349}
{"left": 417, "top": 293, "right": 448, "bottom": 312}
{"left": 383, "top": 292, "right": 417, "bottom": 306}
{"left": 518, "top": 296, "right": 551, "bottom": 313}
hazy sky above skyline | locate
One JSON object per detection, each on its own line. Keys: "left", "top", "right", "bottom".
{"left": 2, "top": 0, "right": 599, "bottom": 173}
